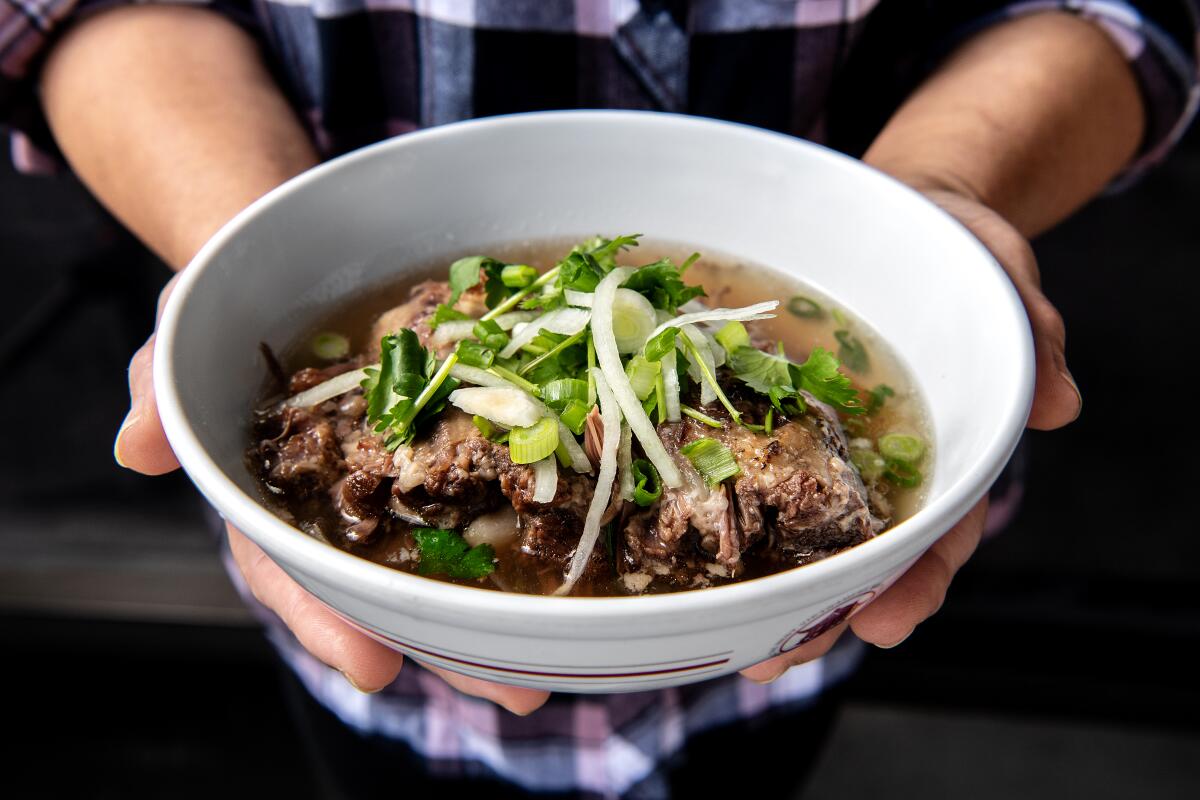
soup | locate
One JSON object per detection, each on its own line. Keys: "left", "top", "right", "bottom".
{"left": 247, "top": 237, "right": 932, "bottom": 596}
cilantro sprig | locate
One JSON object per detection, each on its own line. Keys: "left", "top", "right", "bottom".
{"left": 413, "top": 528, "right": 496, "bottom": 579}
{"left": 362, "top": 330, "right": 461, "bottom": 449}
{"left": 727, "top": 342, "right": 865, "bottom": 417}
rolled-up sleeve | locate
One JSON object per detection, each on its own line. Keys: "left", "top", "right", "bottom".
{"left": 0, "top": 0, "right": 257, "bottom": 172}
{"left": 995, "top": 1, "right": 1199, "bottom": 186}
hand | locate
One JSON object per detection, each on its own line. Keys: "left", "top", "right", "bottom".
{"left": 740, "top": 188, "right": 1082, "bottom": 683}
{"left": 115, "top": 278, "right": 550, "bottom": 715}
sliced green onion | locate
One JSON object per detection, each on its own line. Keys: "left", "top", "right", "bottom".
{"left": 654, "top": 372, "right": 667, "bottom": 425}
{"left": 884, "top": 461, "right": 922, "bottom": 488}
{"left": 631, "top": 459, "right": 662, "bottom": 506}
{"left": 679, "top": 252, "right": 700, "bottom": 273}
{"left": 611, "top": 287, "right": 658, "bottom": 354}
{"left": 541, "top": 378, "right": 589, "bottom": 410}
{"left": 455, "top": 339, "right": 495, "bottom": 369}
{"left": 879, "top": 433, "right": 925, "bottom": 465}
{"left": 559, "top": 400, "right": 591, "bottom": 436}
{"left": 643, "top": 327, "right": 679, "bottom": 362}
{"left": 508, "top": 417, "right": 560, "bottom": 464}
{"left": 764, "top": 407, "right": 775, "bottom": 436}
{"left": 625, "top": 354, "right": 661, "bottom": 401}
{"left": 835, "top": 329, "right": 870, "bottom": 373}
{"left": 311, "top": 332, "right": 349, "bottom": 361}
{"left": 501, "top": 264, "right": 538, "bottom": 288}
{"left": 679, "top": 437, "right": 741, "bottom": 486}
{"left": 473, "top": 319, "right": 509, "bottom": 350}
{"left": 832, "top": 308, "right": 848, "bottom": 327}
{"left": 851, "top": 447, "right": 886, "bottom": 481}
{"left": 787, "top": 296, "right": 823, "bottom": 319}
{"left": 641, "top": 392, "right": 657, "bottom": 418}
{"left": 714, "top": 321, "right": 749, "bottom": 353}
{"left": 680, "top": 404, "right": 723, "bottom": 428}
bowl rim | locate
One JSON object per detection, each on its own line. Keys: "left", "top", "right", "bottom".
{"left": 154, "top": 109, "right": 1033, "bottom": 629}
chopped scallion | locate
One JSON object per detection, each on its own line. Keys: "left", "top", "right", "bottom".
{"left": 625, "top": 354, "right": 661, "bottom": 401}
{"left": 473, "top": 319, "right": 509, "bottom": 350}
{"left": 787, "top": 296, "right": 823, "bottom": 319}
{"left": 508, "top": 417, "right": 560, "bottom": 464}
{"left": 311, "top": 332, "right": 349, "bottom": 361}
{"left": 679, "top": 437, "right": 741, "bottom": 486}
{"left": 559, "top": 400, "right": 591, "bottom": 436}
{"left": 835, "top": 329, "right": 870, "bottom": 373}
{"left": 680, "top": 404, "right": 723, "bottom": 428}
{"left": 879, "top": 433, "right": 925, "bottom": 465}
{"left": 540, "top": 378, "right": 589, "bottom": 410}
{"left": 501, "top": 264, "right": 538, "bottom": 288}
{"left": 631, "top": 459, "right": 662, "bottom": 506}
{"left": 714, "top": 321, "right": 750, "bottom": 354}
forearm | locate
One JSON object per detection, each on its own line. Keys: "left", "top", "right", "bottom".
{"left": 41, "top": 6, "right": 319, "bottom": 270}
{"left": 864, "top": 11, "right": 1143, "bottom": 237}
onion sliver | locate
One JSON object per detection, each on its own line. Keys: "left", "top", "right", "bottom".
{"left": 564, "top": 290, "right": 594, "bottom": 307}
{"left": 555, "top": 369, "right": 621, "bottom": 596}
{"left": 284, "top": 368, "right": 369, "bottom": 409}
{"left": 532, "top": 455, "right": 559, "bottom": 503}
{"left": 660, "top": 352, "right": 682, "bottom": 422}
{"left": 499, "top": 307, "right": 591, "bottom": 359}
{"left": 493, "top": 311, "right": 534, "bottom": 330}
{"left": 448, "top": 386, "right": 543, "bottom": 428}
{"left": 429, "top": 320, "right": 477, "bottom": 348}
{"left": 592, "top": 267, "right": 683, "bottom": 488}
{"left": 644, "top": 301, "right": 779, "bottom": 344}
{"left": 617, "top": 422, "right": 634, "bottom": 501}
{"left": 680, "top": 324, "right": 717, "bottom": 407}
{"left": 448, "top": 363, "right": 593, "bottom": 474}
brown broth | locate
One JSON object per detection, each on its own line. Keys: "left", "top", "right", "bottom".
{"left": 259, "top": 239, "right": 932, "bottom": 595}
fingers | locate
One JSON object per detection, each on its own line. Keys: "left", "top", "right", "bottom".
{"left": 113, "top": 334, "right": 180, "bottom": 475}
{"left": 227, "top": 524, "right": 404, "bottom": 692}
{"left": 850, "top": 499, "right": 987, "bottom": 648}
{"left": 739, "top": 621, "right": 849, "bottom": 684}
{"left": 229, "top": 525, "right": 551, "bottom": 713}
{"left": 421, "top": 663, "right": 551, "bottom": 716}
{"left": 115, "top": 273, "right": 184, "bottom": 475}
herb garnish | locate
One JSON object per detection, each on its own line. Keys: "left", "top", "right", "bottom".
{"left": 412, "top": 528, "right": 495, "bottom": 579}
{"left": 727, "top": 342, "right": 865, "bottom": 417}
{"left": 362, "top": 330, "right": 460, "bottom": 449}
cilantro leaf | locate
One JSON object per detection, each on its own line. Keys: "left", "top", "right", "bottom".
{"left": 727, "top": 346, "right": 793, "bottom": 395}
{"left": 791, "top": 347, "right": 864, "bottom": 415}
{"left": 413, "top": 528, "right": 496, "bottom": 579}
{"left": 622, "top": 258, "right": 706, "bottom": 312}
{"left": 573, "top": 234, "right": 641, "bottom": 271}
{"left": 865, "top": 384, "right": 894, "bottom": 415}
{"left": 558, "top": 250, "right": 605, "bottom": 292}
{"left": 364, "top": 330, "right": 460, "bottom": 449}
{"left": 448, "top": 256, "right": 485, "bottom": 305}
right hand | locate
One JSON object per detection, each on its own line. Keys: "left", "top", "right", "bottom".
{"left": 115, "top": 276, "right": 550, "bottom": 714}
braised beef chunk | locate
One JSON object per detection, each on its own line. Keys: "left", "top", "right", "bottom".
{"left": 250, "top": 279, "right": 894, "bottom": 596}
{"left": 618, "top": 391, "right": 886, "bottom": 591}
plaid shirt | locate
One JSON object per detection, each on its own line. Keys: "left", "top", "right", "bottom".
{"left": 5, "top": 1, "right": 1198, "bottom": 797}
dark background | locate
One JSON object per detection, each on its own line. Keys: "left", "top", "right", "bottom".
{"left": 2, "top": 126, "right": 1198, "bottom": 798}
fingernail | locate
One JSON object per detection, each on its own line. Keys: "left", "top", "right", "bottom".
{"left": 877, "top": 630, "right": 912, "bottom": 650}
{"left": 113, "top": 411, "right": 139, "bottom": 469}
{"left": 1061, "top": 368, "right": 1082, "bottom": 421}
{"left": 749, "top": 666, "right": 791, "bottom": 685}
{"left": 339, "top": 670, "right": 379, "bottom": 694}
{"left": 878, "top": 633, "right": 912, "bottom": 652}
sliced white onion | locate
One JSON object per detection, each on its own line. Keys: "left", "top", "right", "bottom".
{"left": 448, "top": 386, "right": 543, "bottom": 428}
{"left": 611, "top": 288, "right": 658, "bottom": 354}
{"left": 660, "top": 351, "right": 682, "bottom": 422}
{"left": 532, "top": 455, "right": 559, "bottom": 503}
{"left": 284, "top": 367, "right": 369, "bottom": 408}
{"left": 555, "top": 369, "right": 622, "bottom": 596}
{"left": 591, "top": 267, "right": 683, "bottom": 488}
{"left": 617, "top": 422, "right": 634, "bottom": 501}
{"left": 644, "top": 301, "right": 779, "bottom": 344}
{"left": 563, "top": 290, "right": 594, "bottom": 307}
{"left": 705, "top": 331, "right": 727, "bottom": 368}
{"left": 448, "top": 363, "right": 593, "bottom": 474}
{"left": 463, "top": 507, "right": 519, "bottom": 547}
{"left": 680, "top": 324, "right": 717, "bottom": 407}
{"left": 493, "top": 311, "right": 534, "bottom": 330}
{"left": 430, "top": 320, "right": 478, "bottom": 348}
{"left": 499, "top": 307, "right": 591, "bottom": 359}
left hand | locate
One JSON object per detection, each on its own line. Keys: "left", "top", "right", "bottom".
{"left": 740, "top": 188, "right": 1082, "bottom": 683}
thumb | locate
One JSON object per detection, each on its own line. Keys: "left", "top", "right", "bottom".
{"left": 114, "top": 333, "right": 180, "bottom": 475}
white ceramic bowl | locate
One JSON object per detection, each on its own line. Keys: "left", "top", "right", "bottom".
{"left": 155, "top": 111, "right": 1032, "bottom": 693}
